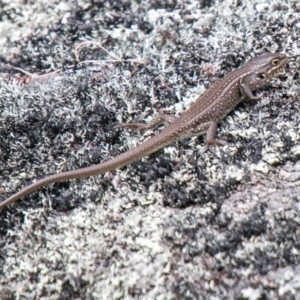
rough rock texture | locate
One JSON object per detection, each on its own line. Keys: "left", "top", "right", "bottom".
{"left": 1, "top": 0, "right": 300, "bottom": 299}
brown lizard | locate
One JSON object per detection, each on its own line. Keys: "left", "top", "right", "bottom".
{"left": 0, "top": 52, "right": 288, "bottom": 210}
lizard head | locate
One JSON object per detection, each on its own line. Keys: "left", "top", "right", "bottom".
{"left": 243, "top": 52, "right": 288, "bottom": 90}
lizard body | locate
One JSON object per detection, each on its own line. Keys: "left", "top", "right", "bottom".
{"left": 0, "top": 52, "right": 288, "bottom": 210}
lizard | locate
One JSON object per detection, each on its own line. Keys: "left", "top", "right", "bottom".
{"left": 0, "top": 52, "right": 288, "bottom": 210}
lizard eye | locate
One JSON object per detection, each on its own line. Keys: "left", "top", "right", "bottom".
{"left": 257, "top": 73, "right": 266, "bottom": 79}
{"left": 272, "top": 59, "right": 279, "bottom": 65}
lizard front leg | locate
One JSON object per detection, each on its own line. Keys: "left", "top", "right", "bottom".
{"left": 240, "top": 79, "right": 264, "bottom": 102}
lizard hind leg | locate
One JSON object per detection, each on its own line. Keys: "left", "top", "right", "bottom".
{"left": 205, "top": 121, "right": 227, "bottom": 146}
{"left": 115, "top": 110, "right": 177, "bottom": 131}
{"left": 190, "top": 121, "right": 226, "bottom": 146}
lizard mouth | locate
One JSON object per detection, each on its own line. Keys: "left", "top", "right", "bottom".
{"left": 270, "top": 58, "right": 288, "bottom": 77}
{"left": 274, "top": 66, "right": 286, "bottom": 76}
{"left": 279, "top": 57, "right": 288, "bottom": 73}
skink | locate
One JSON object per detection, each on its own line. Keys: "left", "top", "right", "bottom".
{"left": 0, "top": 52, "right": 288, "bottom": 210}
